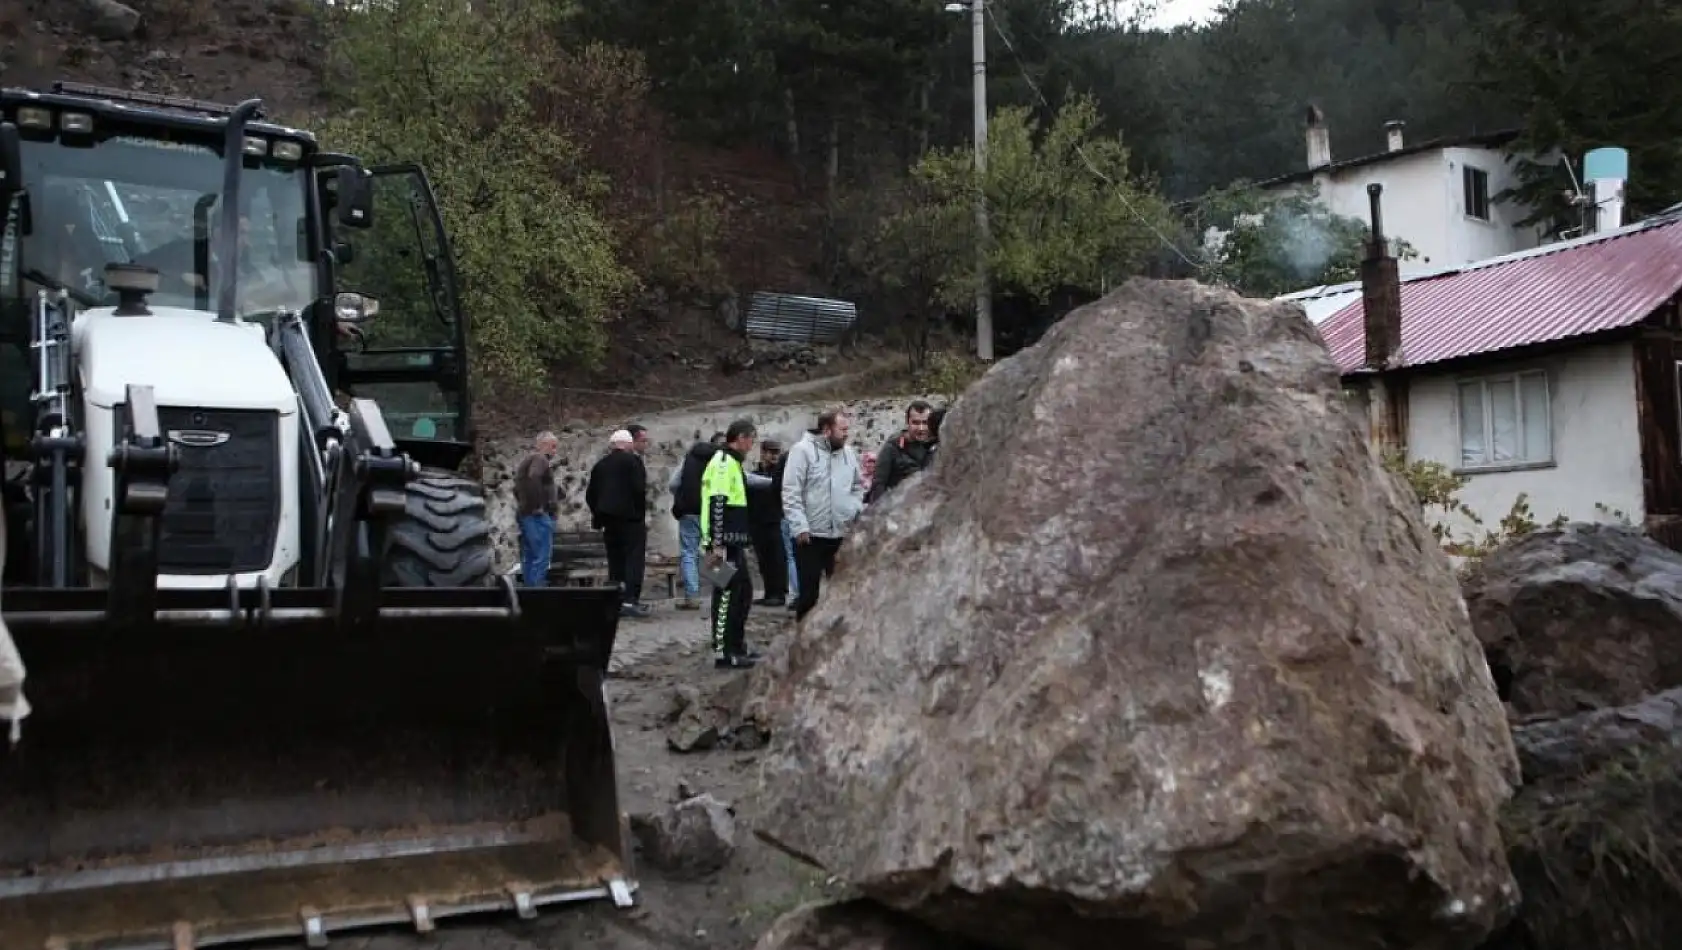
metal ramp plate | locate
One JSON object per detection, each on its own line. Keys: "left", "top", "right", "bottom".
{"left": 0, "top": 842, "right": 628, "bottom": 950}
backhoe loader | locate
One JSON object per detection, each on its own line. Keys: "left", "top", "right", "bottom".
{"left": 0, "top": 82, "right": 633, "bottom": 949}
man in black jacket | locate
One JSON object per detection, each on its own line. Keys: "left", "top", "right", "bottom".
{"left": 746, "top": 440, "right": 789, "bottom": 606}
{"left": 668, "top": 431, "right": 725, "bottom": 610}
{"left": 586, "top": 425, "right": 651, "bottom": 618}
{"left": 868, "top": 401, "right": 937, "bottom": 504}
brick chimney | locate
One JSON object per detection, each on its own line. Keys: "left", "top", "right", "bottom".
{"left": 1305, "top": 105, "right": 1331, "bottom": 169}
{"left": 1384, "top": 120, "right": 1405, "bottom": 152}
{"left": 1361, "top": 183, "right": 1402, "bottom": 370}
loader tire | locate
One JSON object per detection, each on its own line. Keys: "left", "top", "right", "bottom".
{"left": 383, "top": 468, "right": 496, "bottom": 588}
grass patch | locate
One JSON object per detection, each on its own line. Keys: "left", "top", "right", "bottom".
{"left": 1496, "top": 742, "right": 1682, "bottom": 949}
{"left": 732, "top": 858, "right": 853, "bottom": 928}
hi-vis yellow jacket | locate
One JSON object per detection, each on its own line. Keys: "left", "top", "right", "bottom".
{"left": 699, "top": 448, "right": 750, "bottom": 548}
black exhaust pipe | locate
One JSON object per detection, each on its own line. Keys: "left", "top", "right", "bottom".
{"left": 216, "top": 99, "right": 263, "bottom": 324}
{"left": 0, "top": 122, "right": 20, "bottom": 238}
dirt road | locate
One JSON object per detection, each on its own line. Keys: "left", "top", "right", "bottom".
{"left": 329, "top": 605, "right": 833, "bottom": 950}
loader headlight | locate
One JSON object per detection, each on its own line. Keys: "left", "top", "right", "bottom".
{"left": 59, "top": 112, "right": 94, "bottom": 134}
{"left": 272, "top": 139, "right": 304, "bottom": 162}
{"left": 335, "top": 291, "right": 381, "bottom": 323}
{"left": 16, "top": 107, "right": 51, "bottom": 129}
{"left": 243, "top": 136, "right": 268, "bottom": 157}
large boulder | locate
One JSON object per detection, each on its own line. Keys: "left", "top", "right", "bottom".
{"left": 1486, "top": 687, "right": 1682, "bottom": 950}
{"left": 1462, "top": 523, "right": 1682, "bottom": 717}
{"left": 754, "top": 279, "right": 1519, "bottom": 950}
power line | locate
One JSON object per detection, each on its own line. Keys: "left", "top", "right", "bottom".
{"left": 982, "top": 7, "right": 1204, "bottom": 270}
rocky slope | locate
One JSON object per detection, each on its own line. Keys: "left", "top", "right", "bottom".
{"left": 1, "top": 0, "right": 327, "bottom": 117}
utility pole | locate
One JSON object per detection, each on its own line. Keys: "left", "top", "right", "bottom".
{"left": 969, "top": 0, "right": 993, "bottom": 361}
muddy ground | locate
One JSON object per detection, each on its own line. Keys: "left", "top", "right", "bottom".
{"left": 341, "top": 602, "right": 835, "bottom": 950}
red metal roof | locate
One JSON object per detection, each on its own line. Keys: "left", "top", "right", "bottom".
{"left": 1318, "top": 215, "right": 1682, "bottom": 373}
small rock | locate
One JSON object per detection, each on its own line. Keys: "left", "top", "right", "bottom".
{"left": 729, "top": 723, "right": 767, "bottom": 751}
{"left": 81, "top": 0, "right": 140, "bottom": 41}
{"left": 676, "top": 778, "right": 697, "bottom": 800}
{"left": 666, "top": 704, "right": 719, "bottom": 753}
{"left": 666, "top": 683, "right": 701, "bottom": 722}
{"left": 630, "top": 794, "right": 736, "bottom": 876}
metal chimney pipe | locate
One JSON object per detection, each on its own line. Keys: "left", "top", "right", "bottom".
{"left": 1362, "top": 183, "right": 1402, "bottom": 371}
{"left": 1367, "top": 183, "right": 1386, "bottom": 250}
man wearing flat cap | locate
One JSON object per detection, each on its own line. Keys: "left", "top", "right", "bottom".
{"left": 586, "top": 425, "right": 652, "bottom": 619}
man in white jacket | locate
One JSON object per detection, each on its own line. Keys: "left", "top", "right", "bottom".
{"left": 0, "top": 503, "right": 29, "bottom": 747}
{"left": 781, "top": 408, "right": 866, "bottom": 620}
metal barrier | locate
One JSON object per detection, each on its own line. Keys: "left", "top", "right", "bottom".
{"left": 742, "top": 292, "right": 857, "bottom": 345}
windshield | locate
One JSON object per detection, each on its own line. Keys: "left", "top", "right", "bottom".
{"left": 11, "top": 135, "right": 312, "bottom": 315}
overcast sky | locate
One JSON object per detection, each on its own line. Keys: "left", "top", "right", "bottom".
{"left": 1146, "top": 0, "right": 1222, "bottom": 28}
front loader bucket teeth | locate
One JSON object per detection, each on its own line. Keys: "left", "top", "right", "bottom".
{"left": 0, "top": 583, "right": 633, "bottom": 950}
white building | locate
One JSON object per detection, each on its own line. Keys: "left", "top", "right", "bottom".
{"left": 1321, "top": 208, "right": 1682, "bottom": 550}
{"left": 1262, "top": 108, "right": 1543, "bottom": 276}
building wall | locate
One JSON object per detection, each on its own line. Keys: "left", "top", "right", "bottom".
{"left": 1440, "top": 145, "right": 1543, "bottom": 263}
{"left": 1404, "top": 341, "right": 1644, "bottom": 542}
{"left": 1266, "top": 146, "right": 1544, "bottom": 278}
{"left": 1310, "top": 151, "right": 1449, "bottom": 275}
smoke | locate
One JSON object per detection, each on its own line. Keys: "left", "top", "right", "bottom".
{"left": 1267, "top": 205, "right": 1345, "bottom": 281}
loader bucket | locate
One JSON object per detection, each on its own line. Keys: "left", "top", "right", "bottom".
{"left": 0, "top": 583, "right": 633, "bottom": 950}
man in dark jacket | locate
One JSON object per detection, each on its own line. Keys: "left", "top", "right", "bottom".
{"left": 667, "top": 431, "right": 725, "bottom": 610}
{"left": 586, "top": 425, "right": 651, "bottom": 618}
{"left": 514, "top": 430, "right": 559, "bottom": 586}
{"left": 746, "top": 440, "right": 789, "bottom": 606}
{"left": 867, "top": 401, "right": 937, "bottom": 504}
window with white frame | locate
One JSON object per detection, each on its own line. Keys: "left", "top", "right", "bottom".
{"left": 1457, "top": 370, "right": 1551, "bottom": 468}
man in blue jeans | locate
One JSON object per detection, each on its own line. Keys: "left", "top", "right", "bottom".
{"left": 781, "top": 516, "right": 799, "bottom": 607}
{"left": 514, "top": 430, "right": 559, "bottom": 586}
{"left": 668, "top": 432, "right": 725, "bottom": 610}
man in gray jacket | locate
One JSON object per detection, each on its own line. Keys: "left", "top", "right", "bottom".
{"left": 0, "top": 505, "right": 28, "bottom": 747}
{"left": 781, "top": 408, "right": 866, "bottom": 620}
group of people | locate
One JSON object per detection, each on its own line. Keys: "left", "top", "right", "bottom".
{"left": 514, "top": 401, "right": 945, "bottom": 668}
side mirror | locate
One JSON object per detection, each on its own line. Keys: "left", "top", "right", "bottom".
{"left": 334, "top": 291, "right": 380, "bottom": 324}
{"left": 335, "top": 167, "right": 373, "bottom": 229}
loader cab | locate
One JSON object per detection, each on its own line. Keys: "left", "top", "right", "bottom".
{"left": 319, "top": 163, "right": 473, "bottom": 473}
{"left": 0, "top": 86, "right": 316, "bottom": 449}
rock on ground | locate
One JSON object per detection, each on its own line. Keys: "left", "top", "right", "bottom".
{"left": 1485, "top": 686, "right": 1682, "bottom": 950}
{"left": 81, "top": 0, "right": 141, "bottom": 40}
{"left": 1462, "top": 523, "right": 1682, "bottom": 717}
{"left": 666, "top": 674, "right": 768, "bottom": 753}
{"left": 754, "top": 900, "right": 982, "bottom": 950}
{"left": 629, "top": 793, "right": 737, "bottom": 877}
{"left": 755, "top": 279, "right": 1519, "bottom": 950}
{"left": 1512, "top": 684, "right": 1682, "bottom": 779}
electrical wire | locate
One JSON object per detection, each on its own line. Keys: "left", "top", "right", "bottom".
{"left": 982, "top": 4, "right": 1204, "bottom": 270}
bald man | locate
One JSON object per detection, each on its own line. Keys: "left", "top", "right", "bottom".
{"left": 515, "top": 431, "right": 559, "bottom": 586}
{"left": 586, "top": 425, "right": 651, "bottom": 618}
